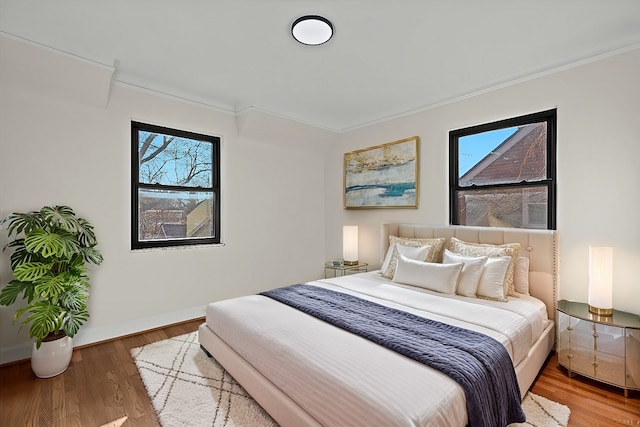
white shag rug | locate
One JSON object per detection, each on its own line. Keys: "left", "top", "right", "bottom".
{"left": 131, "top": 332, "right": 570, "bottom": 427}
{"left": 512, "top": 392, "right": 571, "bottom": 427}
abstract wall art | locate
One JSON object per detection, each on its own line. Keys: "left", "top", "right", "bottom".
{"left": 344, "top": 136, "right": 419, "bottom": 209}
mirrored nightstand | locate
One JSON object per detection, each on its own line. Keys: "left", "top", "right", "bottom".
{"left": 324, "top": 262, "right": 368, "bottom": 278}
{"left": 557, "top": 299, "right": 640, "bottom": 397}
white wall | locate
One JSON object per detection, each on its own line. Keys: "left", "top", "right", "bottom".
{"left": 2, "top": 36, "right": 639, "bottom": 365}
{"left": 0, "top": 37, "right": 335, "bottom": 363}
{"left": 326, "top": 47, "right": 640, "bottom": 316}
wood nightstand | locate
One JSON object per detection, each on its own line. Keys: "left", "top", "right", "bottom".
{"left": 557, "top": 299, "right": 640, "bottom": 397}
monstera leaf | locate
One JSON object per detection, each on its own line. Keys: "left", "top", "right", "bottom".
{"left": 17, "top": 301, "right": 64, "bottom": 347}
{"left": 24, "top": 229, "right": 77, "bottom": 259}
{"left": 12, "top": 261, "right": 52, "bottom": 283}
{"left": 41, "top": 205, "right": 80, "bottom": 233}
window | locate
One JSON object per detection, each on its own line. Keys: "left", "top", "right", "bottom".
{"left": 449, "top": 109, "right": 556, "bottom": 229}
{"left": 131, "top": 121, "right": 220, "bottom": 249}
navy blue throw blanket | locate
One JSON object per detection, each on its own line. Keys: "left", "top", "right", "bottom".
{"left": 260, "top": 284, "right": 526, "bottom": 427}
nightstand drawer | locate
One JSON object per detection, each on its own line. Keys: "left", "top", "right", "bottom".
{"left": 558, "top": 339, "right": 594, "bottom": 376}
{"left": 594, "top": 324, "right": 625, "bottom": 357}
{"left": 595, "top": 351, "right": 626, "bottom": 386}
{"left": 570, "top": 318, "right": 595, "bottom": 348}
{"left": 557, "top": 312, "right": 595, "bottom": 347}
{"left": 557, "top": 311, "right": 570, "bottom": 339}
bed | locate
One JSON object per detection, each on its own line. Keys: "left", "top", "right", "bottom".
{"left": 198, "top": 224, "right": 559, "bottom": 427}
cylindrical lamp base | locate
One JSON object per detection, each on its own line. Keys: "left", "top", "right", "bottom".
{"left": 588, "top": 305, "right": 613, "bottom": 316}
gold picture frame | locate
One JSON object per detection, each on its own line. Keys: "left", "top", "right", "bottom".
{"left": 344, "top": 136, "right": 419, "bottom": 209}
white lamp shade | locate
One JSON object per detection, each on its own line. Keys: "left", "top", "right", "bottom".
{"left": 588, "top": 246, "right": 613, "bottom": 314}
{"left": 343, "top": 226, "right": 358, "bottom": 264}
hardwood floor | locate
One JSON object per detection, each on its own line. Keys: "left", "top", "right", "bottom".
{"left": 530, "top": 358, "right": 640, "bottom": 427}
{"left": 0, "top": 319, "right": 202, "bottom": 427}
{"left": 1, "top": 319, "right": 638, "bottom": 426}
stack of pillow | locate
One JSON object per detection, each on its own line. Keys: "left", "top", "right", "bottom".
{"left": 380, "top": 236, "right": 529, "bottom": 301}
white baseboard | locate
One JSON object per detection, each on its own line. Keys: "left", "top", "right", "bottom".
{"left": 0, "top": 305, "right": 206, "bottom": 365}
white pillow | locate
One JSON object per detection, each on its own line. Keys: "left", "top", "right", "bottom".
{"left": 442, "top": 249, "right": 488, "bottom": 297}
{"left": 380, "top": 236, "right": 446, "bottom": 273}
{"left": 380, "top": 242, "right": 396, "bottom": 272}
{"left": 514, "top": 257, "right": 530, "bottom": 295}
{"left": 476, "top": 256, "right": 511, "bottom": 301}
{"left": 381, "top": 242, "right": 430, "bottom": 272}
{"left": 381, "top": 243, "right": 431, "bottom": 279}
{"left": 393, "top": 255, "right": 463, "bottom": 294}
{"left": 449, "top": 237, "right": 520, "bottom": 297}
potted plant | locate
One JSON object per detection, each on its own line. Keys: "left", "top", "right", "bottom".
{"left": 0, "top": 205, "right": 103, "bottom": 377}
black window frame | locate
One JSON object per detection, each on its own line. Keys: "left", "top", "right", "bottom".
{"left": 449, "top": 109, "right": 557, "bottom": 230}
{"left": 131, "top": 121, "right": 221, "bottom": 249}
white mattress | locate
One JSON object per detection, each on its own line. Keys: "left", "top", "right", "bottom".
{"left": 205, "top": 272, "right": 549, "bottom": 427}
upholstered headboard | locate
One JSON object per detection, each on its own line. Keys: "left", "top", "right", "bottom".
{"left": 381, "top": 224, "right": 559, "bottom": 321}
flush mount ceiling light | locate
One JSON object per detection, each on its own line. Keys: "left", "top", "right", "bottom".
{"left": 292, "top": 15, "right": 333, "bottom": 46}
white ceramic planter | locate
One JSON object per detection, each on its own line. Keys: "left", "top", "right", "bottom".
{"left": 31, "top": 336, "right": 73, "bottom": 378}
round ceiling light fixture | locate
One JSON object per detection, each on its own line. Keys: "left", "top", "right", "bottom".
{"left": 292, "top": 15, "right": 333, "bottom": 46}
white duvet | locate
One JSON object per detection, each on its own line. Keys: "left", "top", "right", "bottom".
{"left": 205, "top": 272, "right": 549, "bottom": 427}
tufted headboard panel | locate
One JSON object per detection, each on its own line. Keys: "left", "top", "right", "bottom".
{"left": 381, "top": 224, "right": 559, "bottom": 321}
